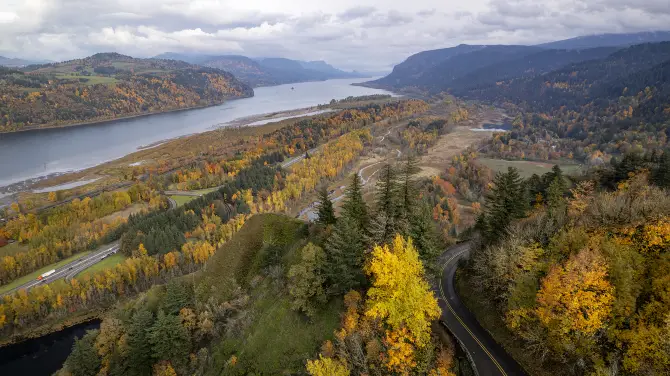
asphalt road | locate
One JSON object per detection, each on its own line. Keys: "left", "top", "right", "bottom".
{"left": 437, "top": 242, "right": 527, "bottom": 376}
{"left": 1, "top": 242, "right": 120, "bottom": 297}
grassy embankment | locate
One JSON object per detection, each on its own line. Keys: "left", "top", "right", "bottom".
{"left": 197, "top": 213, "right": 342, "bottom": 374}
{"left": 477, "top": 158, "right": 581, "bottom": 178}
{"left": 0, "top": 242, "right": 29, "bottom": 257}
{"left": 0, "top": 252, "right": 91, "bottom": 295}
{"left": 76, "top": 253, "right": 127, "bottom": 278}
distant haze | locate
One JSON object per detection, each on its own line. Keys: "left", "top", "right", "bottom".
{"left": 1, "top": 1, "right": 670, "bottom": 71}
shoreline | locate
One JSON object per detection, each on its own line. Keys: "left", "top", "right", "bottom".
{"left": 0, "top": 105, "right": 336, "bottom": 195}
{"left": 0, "top": 93, "right": 253, "bottom": 135}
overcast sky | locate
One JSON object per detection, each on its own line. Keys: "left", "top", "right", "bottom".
{"left": 1, "top": 0, "right": 669, "bottom": 71}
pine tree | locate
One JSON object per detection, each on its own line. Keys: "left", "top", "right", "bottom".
{"left": 481, "top": 167, "right": 528, "bottom": 243}
{"left": 397, "top": 156, "right": 420, "bottom": 234}
{"left": 369, "top": 164, "right": 399, "bottom": 245}
{"left": 341, "top": 173, "right": 369, "bottom": 233}
{"left": 66, "top": 330, "right": 101, "bottom": 376}
{"left": 123, "top": 310, "right": 154, "bottom": 376}
{"left": 409, "top": 200, "right": 441, "bottom": 270}
{"left": 316, "top": 185, "right": 336, "bottom": 226}
{"left": 546, "top": 177, "right": 567, "bottom": 218}
{"left": 161, "top": 280, "right": 193, "bottom": 315}
{"left": 149, "top": 310, "right": 191, "bottom": 366}
{"left": 325, "top": 215, "right": 367, "bottom": 295}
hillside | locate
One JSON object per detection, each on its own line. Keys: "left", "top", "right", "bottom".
{"left": 154, "top": 52, "right": 365, "bottom": 87}
{"left": 364, "top": 44, "right": 485, "bottom": 88}
{"left": 536, "top": 30, "right": 670, "bottom": 50}
{"left": 0, "top": 53, "right": 253, "bottom": 132}
{"left": 0, "top": 56, "right": 51, "bottom": 68}
{"left": 461, "top": 42, "right": 670, "bottom": 108}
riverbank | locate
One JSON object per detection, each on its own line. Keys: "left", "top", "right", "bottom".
{"left": 0, "top": 309, "right": 102, "bottom": 347}
{"left": 0, "top": 93, "right": 254, "bottom": 135}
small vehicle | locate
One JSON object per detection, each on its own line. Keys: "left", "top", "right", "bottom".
{"left": 37, "top": 269, "right": 56, "bottom": 281}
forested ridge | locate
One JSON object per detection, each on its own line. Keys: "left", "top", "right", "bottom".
{"left": 364, "top": 37, "right": 670, "bottom": 376}
{"left": 0, "top": 98, "right": 434, "bottom": 355}
{"left": 55, "top": 153, "right": 453, "bottom": 376}
{"left": 0, "top": 53, "right": 253, "bottom": 132}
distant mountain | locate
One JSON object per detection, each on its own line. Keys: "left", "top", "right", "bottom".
{"left": 0, "top": 56, "right": 52, "bottom": 67}
{"left": 365, "top": 44, "right": 485, "bottom": 88}
{"left": 0, "top": 52, "right": 253, "bottom": 132}
{"left": 365, "top": 45, "right": 542, "bottom": 90}
{"left": 153, "top": 53, "right": 365, "bottom": 87}
{"left": 449, "top": 46, "right": 621, "bottom": 94}
{"left": 459, "top": 42, "right": 670, "bottom": 108}
{"left": 537, "top": 31, "right": 670, "bottom": 50}
{"left": 298, "top": 60, "right": 366, "bottom": 78}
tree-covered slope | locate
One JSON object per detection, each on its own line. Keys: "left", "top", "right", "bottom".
{"left": 0, "top": 53, "right": 253, "bottom": 132}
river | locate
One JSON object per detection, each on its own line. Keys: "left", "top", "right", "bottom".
{"left": 0, "top": 320, "right": 101, "bottom": 375}
{"left": 0, "top": 78, "right": 393, "bottom": 189}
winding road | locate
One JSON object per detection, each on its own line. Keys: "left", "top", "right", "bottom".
{"left": 437, "top": 243, "right": 527, "bottom": 376}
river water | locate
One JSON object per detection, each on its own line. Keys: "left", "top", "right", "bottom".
{"left": 0, "top": 320, "right": 101, "bottom": 375}
{"left": 0, "top": 78, "right": 392, "bottom": 188}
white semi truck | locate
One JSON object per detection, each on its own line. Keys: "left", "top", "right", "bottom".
{"left": 37, "top": 269, "right": 56, "bottom": 281}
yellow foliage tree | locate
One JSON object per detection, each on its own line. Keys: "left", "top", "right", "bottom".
{"left": 306, "top": 355, "right": 350, "bottom": 376}
{"left": 535, "top": 248, "right": 614, "bottom": 349}
{"left": 365, "top": 235, "right": 440, "bottom": 373}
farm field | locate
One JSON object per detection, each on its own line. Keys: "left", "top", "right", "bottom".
{"left": 477, "top": 158, "right": 582, "bottom": 178}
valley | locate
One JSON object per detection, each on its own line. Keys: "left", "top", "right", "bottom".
{"left": 1, "top": 24, "right": 670, "bottom": 376}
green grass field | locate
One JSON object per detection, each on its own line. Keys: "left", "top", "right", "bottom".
{"left": 54, "top": 74, "right": 118, "bottom": 85}
{"left": 170, "top": 195, "right": 197, "bottom": 207}
{"left": 477, "top": 158, "right": 582, "bottom": 178}
{"left": 0, "top": 242, "right": 29, "bottom": 258}
{"left": 76, "top": 253, "right": 126, "bottom": 278}
{"left": 0, "top": 251, "right": 91, "bottom": 294}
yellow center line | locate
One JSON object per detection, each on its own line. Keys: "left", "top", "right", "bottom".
{"left": 439, "top": 248, "right": 508, "bottom": 376}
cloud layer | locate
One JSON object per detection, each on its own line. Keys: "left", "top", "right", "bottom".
{"left": 2, "top": 0, "right": 669, "bottom": 71}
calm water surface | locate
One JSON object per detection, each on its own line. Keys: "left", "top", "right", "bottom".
{"left": 0, "top": 78, "right": 392, "bottom": 188}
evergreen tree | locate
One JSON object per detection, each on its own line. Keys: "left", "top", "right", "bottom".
{"left": 397, "top": 156, "right": 420, "bottom": 234}
{"left": 149, "top": 310, "right": 191, "bottom": 366}
{"left": 325, "top": 215, "right": 367, "bottom": 295}
{"left": 369, "top": 164, "right": 399, "bottom": 245}
{"left": 316, "top": 185, "right": 336, "bottom": 226}
{"left": 652, "top": 151, "right": 670, "bottom": 188}
{"left": 122, "top": 310, "right": 154, "bottom": 376}
{"left": 409, "top": 200, "right": 441, "bottom": 270}
{"left": 161, "top": 280, "right": 193, "bottom": 315}
{"left": 66, "top": 330, "right": 101, "bottom": 376}
{"left": 546, "top": 176, "right": 567, "bottom": 218}
{"left": 480, "top": 167, "right": 528, "bottom": 243}
{"left": 341, "top": 173, "right": 369, "bottom": 233}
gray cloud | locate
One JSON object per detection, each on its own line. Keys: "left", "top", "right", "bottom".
{"left": 338, "top": 6, "right": 377, "bottom": 21}
{"left": 0, "top": 0, "right": 669, "bottom": 72}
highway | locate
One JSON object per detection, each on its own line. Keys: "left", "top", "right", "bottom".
{"left": 437, "top": 243, "right": 527, "bottom": 376}
{"left": 1, "top": 242, "right": 120, "bottom": 297}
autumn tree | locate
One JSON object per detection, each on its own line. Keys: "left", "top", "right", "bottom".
{"left": 365, "top": 235, "right": 441, "bottom": 373}
{"left": 288, "top": 243, "right": 327, "bottom": 317}
{"left": 535, "top": 248, "right": 614, "bottom": 359}
{"left": 306, "top": 355, "right": 350, "bottom": 376}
